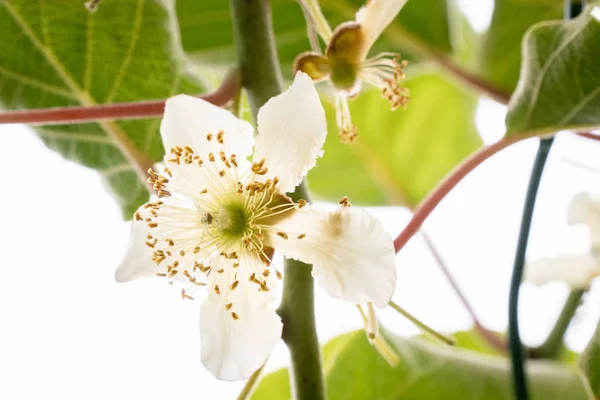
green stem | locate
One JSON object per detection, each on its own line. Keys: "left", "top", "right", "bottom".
{"left": 508, "top": 137, "right": 554, "bottom": 400}
{"left": 230, "top": 1, "right": 325, "bottom": 399}
{"left": 388, "top": 301, "right": 456, "bottom": 346}
{"left": 530, "top": 289, "right": 585, "bottom": 359}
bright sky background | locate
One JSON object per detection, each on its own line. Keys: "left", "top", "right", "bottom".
{"left": 2, "top": 1, "right": 600, "bottom": 399}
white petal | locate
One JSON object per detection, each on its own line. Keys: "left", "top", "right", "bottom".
{"left": 525, "top": 253, "right": 600, "bottom": 289}
{"left": 269, "top": 205, "right": 396, "bottom": 308}
{"left": 254, "top": 72, "right": 327, "bottom": 193}
{"left": 115, "top": 205, "right": 161, "bottom": 282}
{"left": 356, "top": 0, "right": 408, "bottom": 56}
{"left": 200, "top": 258, "right": 282, "bottom": 381}
{"left": 569, "top": 192, "right": 600, "bottom": 248}
{"left": 160, "top": 95, "right": 255, "bottom": 158}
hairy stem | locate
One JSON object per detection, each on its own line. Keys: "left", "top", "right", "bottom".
{"left": 230, "top": 1, "right": 325, "bottom": 399}
{"left": 421, "top": 232, "right": 506, "bottom": 351}
{"left": 0, "top": 70, "right": 240, "bottom": 125}
{"left": 508, "top": 138, "right": 554, "bottom": 400}
{"left": 530, "top": 289, "right": 585, "bottom": 359}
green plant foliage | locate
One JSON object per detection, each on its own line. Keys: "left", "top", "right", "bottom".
{"left": 307, "top": 72, "right": 482, "bottom": 207}
{"left": 0, "top": 0, "right": 205, "bottom": 218}
{"left": 505, "top": 7, "right": 600, "bottom": 137}
{"left": 581, "top": 322, "right": 600, "bottom": 398}
{"left": 176, "top": 0, "right": 452, "bottom": 75}
{"left": 479, "top": 0, "right": 563, "bottom": 93}
{"left": 252, "top": 330, "right": 594, "bottom": 400}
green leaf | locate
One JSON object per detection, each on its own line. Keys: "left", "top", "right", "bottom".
{"left": 307, "top": 72, "right": 482, "bottom": 207}
{"left": 451, "top": 330, "right": 504, "bottom": 357}
{"left": 505, "top": 7, "right": 600, "bottom": 137}
{"left": 252, "top": 330, "right": 594, "bottom": 400}
{"left": 581, "top": 322, "right": 600, "bottom": 398}
{"left": 176, "top": 0, "right": 452, "bottom": 76}
{"left": 479, "top": 0, "right": 563, "bottom": 93}
{"left": 0, "top": 0, "right": 206, "bottom": 218}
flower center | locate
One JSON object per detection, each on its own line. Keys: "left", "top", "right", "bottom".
{"left": 140, "top": 133, "right": 306, "bottom": 317}
{"left": 216, "top": 200, "right": 249, "bottom": 239}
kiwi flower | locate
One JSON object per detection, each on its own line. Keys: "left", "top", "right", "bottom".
{"left": 115, "top": 72, "right": 397, "bottom": 381}
{"left": 526, "top": 193, "right": 600, "bottom": 289}
{"left": 295, "top": 0, "right": 410, "bottom": 143}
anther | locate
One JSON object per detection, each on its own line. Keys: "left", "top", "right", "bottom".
{"left": 225, "top": 303, "right": 233, "bottom": 310}
{"left": 206, "top": 133, "right": 213, "bottom": 141}
{"left": 231, "top": 312, "right": 240, "bottom": 320}
{"left": 277, "top": 232, "right": 289, "bottom": 240}
{"left": 229, "top": 280, "right": 239, "bottom": 290}
{"left": 297, "top": 234, "right": 306, "bottom": 239}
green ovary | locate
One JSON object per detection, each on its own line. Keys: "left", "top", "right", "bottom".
{"left": 218, "top": 200, "right": 249, "bottom": 239}
{"left": 329, "top": 58, "right": 358, "bottom": 91}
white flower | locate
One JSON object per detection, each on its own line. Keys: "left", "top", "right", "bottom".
{"left": 569, "top": 192, "right": 600, "bottom": 248}
{"left": 526, "top": 253, "right": 600, "bottom": 289}
{"left": 115, "top": 72, "right": 397, "bottom": 381}
{"left": 295, "top": 0, "right": 410, "bottom": 143}
{"left": 525, "top": 193, "right": 600, "bottom": 289}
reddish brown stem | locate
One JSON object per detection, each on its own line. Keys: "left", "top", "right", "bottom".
{"left": 421, "top": 232, "right": 506, "bottom": 352}
{"left": 394, "top": 135, "right": 521, "bottom": 253}
{"left": 0, "top": 70, "right": 241, "bottom": 126}
{"left": 434, "top": 55, "right": 512, "bottom": 105}
{"left": 578, "top": 132, "right": 600, "bottom": 142}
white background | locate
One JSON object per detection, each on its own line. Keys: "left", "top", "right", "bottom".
{"left": 2, "top": 1, "right": 600, "bottom": 399}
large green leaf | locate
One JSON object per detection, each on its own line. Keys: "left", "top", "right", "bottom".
{"left": 176, "top": 0, "right": 452, "bottom": 76}
{"left": 581, "top": 322, "right": 600, "bottom": 398}
{"left": 479, "top": 0, "right": 563, "bottom": 93}
{"left": 0, "top": 0, "right": 205, "bottom": 218}
{"left": 505, "top": 7, "right": 600, "bottom": 137}
{"left": 307, "top": 72, "right": 482, "bottom": 207}
{"left": 252, "top": 330, "right": 593, "bottom": 400}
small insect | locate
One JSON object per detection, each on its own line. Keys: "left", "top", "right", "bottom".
{"left": 201, "top": 212, "right": 214, "bottom": 225}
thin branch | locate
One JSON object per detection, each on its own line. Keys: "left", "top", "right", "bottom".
{"left": 433, "top": 54, "right": 512, "bottom": 105}
{"left": 577, "top": 132, "right": 600, "bottom": 142}
{"left": 0, "top": 70, "right": 241, "bottom": 126}
{"left": 421, "top": 232, "right": 506, "bottom": 352}
{"left": 393, "top": 135, "right": 521, "bottom": 254}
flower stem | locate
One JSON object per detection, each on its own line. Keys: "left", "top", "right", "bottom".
{"left": 230, "top": 1, "right": 325, "bottom": 399}
{"left": 388, "top": 301, "right": 456, "bottom": 346}
{"left": 529, "top": 289, "right": 585, "bottom": 359}
{"left": 0, "top": 70, "right": 240, "bottom": 126}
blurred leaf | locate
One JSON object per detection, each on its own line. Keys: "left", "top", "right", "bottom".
{"left": 479, "top": 0, "right": 562, "bottom": 93}
{"left": 250, "top": 368, "right": 291, "bottom": 400}
{"left": 308, "top": 72, "right": 482, "bottom": 207}
{"left": 176, "top": 0, "right": 452, "bottom": 76}
{"left": 452, "top": 330, "right": 504, "bottom": 357}
{"left": 0, "top": 0, "right": 205, "bottom": 218}
{"left": 505, "top": 7, "right": 600, "bottom": 137}
{"left": 581, "top": 322, "right": 600, "bottom": 397}
{"left": 252, "top": 330, "right": 594, "bottom": 400}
